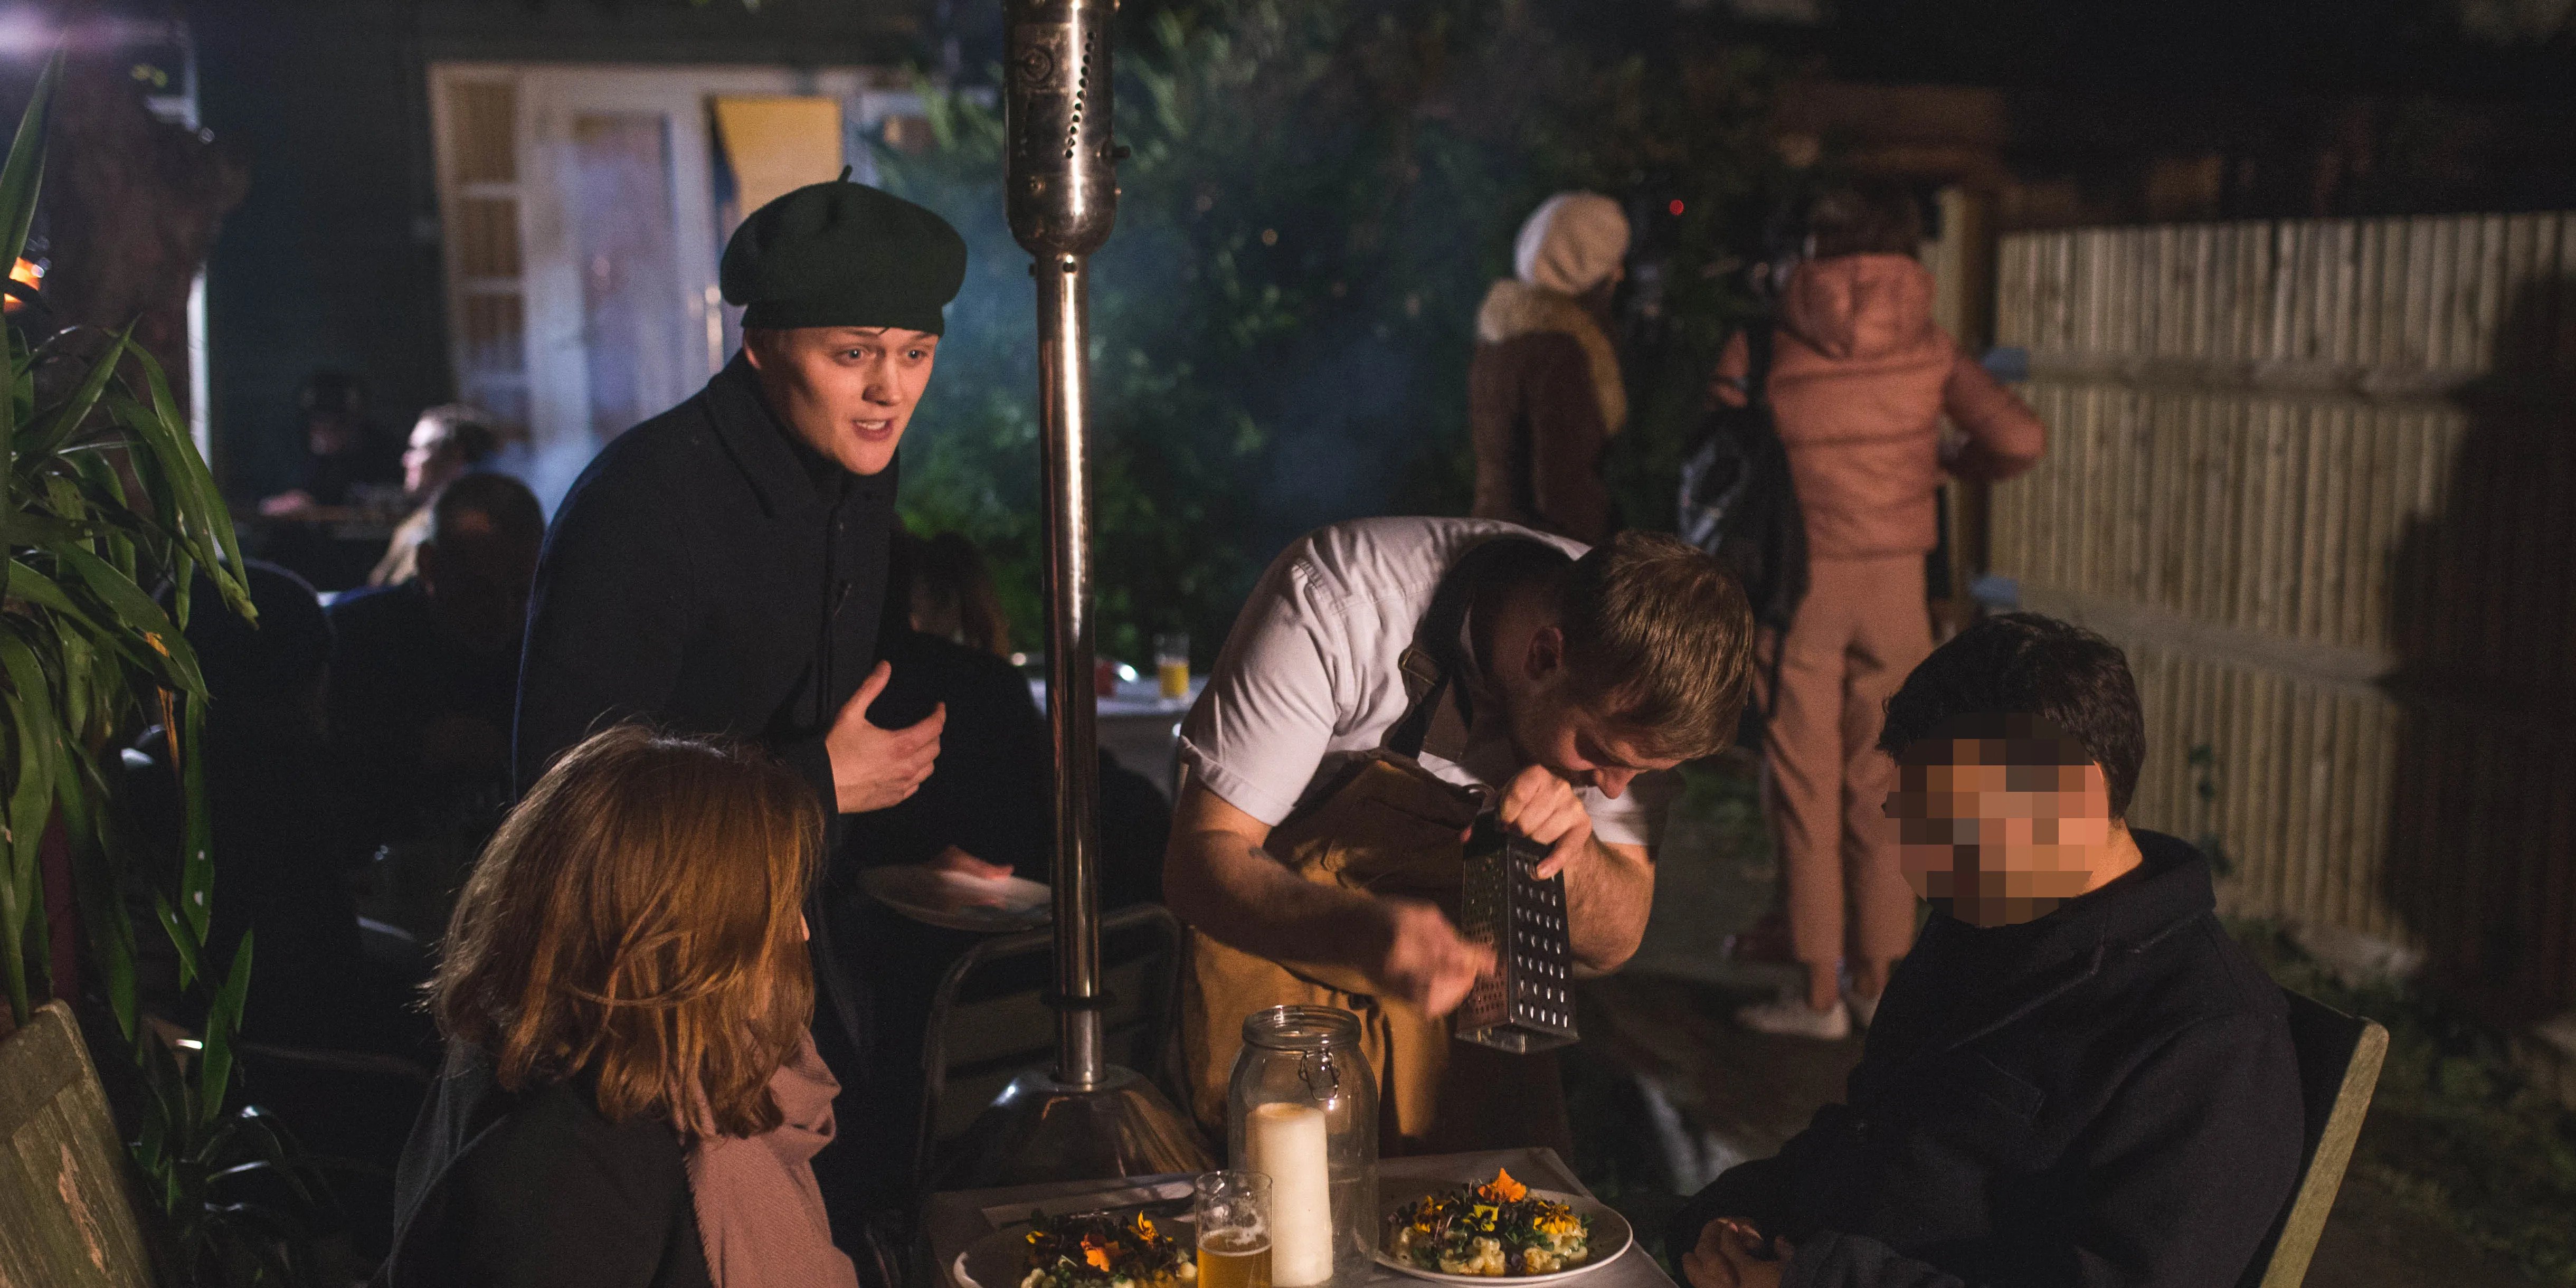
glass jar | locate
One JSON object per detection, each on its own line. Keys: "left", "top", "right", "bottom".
{"left": 1226, "top": 1006, "right": 1377, "bottom": 1288}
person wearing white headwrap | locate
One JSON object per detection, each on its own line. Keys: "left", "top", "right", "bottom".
{"left": 1470, "top": 192, "right": 1631, "bottom": 543}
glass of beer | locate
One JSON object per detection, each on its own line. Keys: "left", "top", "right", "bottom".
{"left": 1194, "top": 1170, "right": 1273, "bottom": 1288}
{"left": 1156, "top": 631, "right": 1191, "bottom": 700}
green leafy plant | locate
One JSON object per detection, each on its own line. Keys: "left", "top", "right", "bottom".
{"left": 3, "top": 52, "right": 332, "bottom": 1285}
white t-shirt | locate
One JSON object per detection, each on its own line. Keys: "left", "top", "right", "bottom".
{"left": 1178, "top": 516, "right": 1672, "bottom": 848}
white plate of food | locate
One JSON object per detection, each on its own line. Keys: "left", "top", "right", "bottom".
{"left": 954, "top": 1208, "right": 1196, "bottom": 1288}
{"left": 1375, "top": 1169, "right": 1632, "bottom": 1285}
{"left": 863, "top": 863, "right": 1052, "bottom": 933}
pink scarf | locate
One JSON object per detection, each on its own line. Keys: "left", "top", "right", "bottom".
{"left": 685, "top": 1031, "right": 860, "bottom": 1288}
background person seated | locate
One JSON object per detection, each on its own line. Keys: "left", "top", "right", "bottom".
{"left": 1668, "top": 613, "right": 2303, "bottom": 1288}
{"left": 371, "top": 402, "right": 503, "bottom": 586}
{"left": 258, "top": 369, "right": 400, "bottom": 518}
{"left": 906, "top": 528, "right": 1013, "bottom": 657}
{"left": 328, "top": 472, "right": 545, "bottom": 942}
{"left": 125, "top": 562, "right": 382, "bottom": 1050}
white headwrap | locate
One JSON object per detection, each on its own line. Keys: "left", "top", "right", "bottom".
{"left": 1513, "top": 192, "right": 1631, "bottom": 297}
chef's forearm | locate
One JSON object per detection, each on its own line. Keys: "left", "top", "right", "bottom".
{"left": 1567, "top": 839, "right": 1654, "bottom": 973}
{"left": 1164, "top": 825, "right": 1387, "bottom": 971}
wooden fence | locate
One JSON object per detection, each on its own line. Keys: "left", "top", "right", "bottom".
{"left": 1987, "top": 214, "right": 2576, "bottom": 1016}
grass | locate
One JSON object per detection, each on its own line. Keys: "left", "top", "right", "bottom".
{"left": 2234, "top": 922, "right": 2576, "bottom": 1286}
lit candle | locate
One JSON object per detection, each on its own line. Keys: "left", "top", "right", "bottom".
{"left": 1246, "top": 1101, "right": 1333, "bottom": 1286}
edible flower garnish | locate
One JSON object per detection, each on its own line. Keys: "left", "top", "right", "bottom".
{"left": 1386, "top": 1169, "right": 1593, "bottom": 1276}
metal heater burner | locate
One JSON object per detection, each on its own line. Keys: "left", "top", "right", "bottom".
{"left": 1455, "top": 812, "right": 1579, "bottom": 1054}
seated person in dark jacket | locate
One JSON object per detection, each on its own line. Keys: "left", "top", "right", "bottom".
{"left": 328, "top": 473, "right": 543, "bottom": 940}
{"left": 1669, "top": 613, "right": 2303, "bottom": 1288}
{"left": 385, "top": 726, "right": 859, "bottom": 1288}
{"left": 126, "top": 561, "right": 420, "bottom": 1054}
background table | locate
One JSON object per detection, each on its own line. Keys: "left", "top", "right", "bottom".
{"left": 924, "top": 1146, "right": 1680, "bottom": 1288}
{"left": 1030, "top": 674, "right": 1201, "bottom": 798}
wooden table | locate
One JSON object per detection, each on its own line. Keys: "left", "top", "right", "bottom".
{"left": 924, "top": 1147, "right": 1680, "bottom": 1288}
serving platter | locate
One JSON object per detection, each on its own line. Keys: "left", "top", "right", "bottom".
{"left": 1371, "top": 1188, "right": 1632, "bottom": 1286}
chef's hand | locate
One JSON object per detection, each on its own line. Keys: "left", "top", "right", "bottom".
{"left": 1499, "top": 764, "right": 1595, "bottom": 879}
{"left": 826, "top": 661, "right": 944, "bottom": 814}
{"left": 1371, "top": 897, "right": 1493, "bottom": 1017}
{"left": 1681, "top": 1220, "right": 1788, "bottom": 1288}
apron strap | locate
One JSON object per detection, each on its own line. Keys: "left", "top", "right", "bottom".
{"left": 1382, "top": 535, "right": 1570, "bottom": 760}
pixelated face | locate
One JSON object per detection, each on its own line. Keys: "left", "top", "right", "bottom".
{"left": 1883, "top": 726, "right": 2114, "bottom": 928}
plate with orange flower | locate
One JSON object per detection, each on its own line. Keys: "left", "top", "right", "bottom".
{"left": 954, "top": 1206, "right": 1197, "bottom": 1288}
{"left": 1374, "top": 1169, "right": 1632, "bottom": 1284}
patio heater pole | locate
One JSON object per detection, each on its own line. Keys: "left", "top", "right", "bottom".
{"left": 1009, "top": 0, "right": 1117, "bottom": 1095}
{"left": 932, "top": 0, "right": 1211, "bottom": 1188}
{"left": 1035, "top": 251, "right": 1106, "bottom": 1088}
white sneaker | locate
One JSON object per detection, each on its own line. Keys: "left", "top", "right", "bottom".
{"left": 1733, "top": 993, "right": 1852, "bottom": 1040}
{"left": 1844, "top": 988, "right": 1881, "bottom": 1030}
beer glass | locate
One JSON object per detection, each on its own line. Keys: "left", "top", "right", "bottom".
{"left": 1156, "top": 631, "right": 1192, "bottom": 700}
{"left": 1194, "top": 1170, "right": 1273, "bottom": 1288}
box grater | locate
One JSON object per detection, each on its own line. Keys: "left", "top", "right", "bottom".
{"left": 1453, "top": 810, "right": 1578, "bottom": 1053}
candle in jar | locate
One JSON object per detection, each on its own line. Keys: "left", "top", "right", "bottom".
{"left": 1245, "top": 1101, "right": 1333, "bottom": 1286}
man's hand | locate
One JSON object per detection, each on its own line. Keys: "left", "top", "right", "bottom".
{"left": 825, "top": 661, "right": 944, "bottom": 814}
{"left": 1681, "top": 1220, "right": 1788, "bottom": 1288}
{"left": 1371, "top": 897, "right": 1494, "bottom": 1016}
{"left": 932, "top": 846, "right": 1013, "bottom": 880}
{"left": 1499, "top": 763, "right": 1596, "bottom": 878}
{"left": 259, "top": 489, "right": 317, "bottom": 518}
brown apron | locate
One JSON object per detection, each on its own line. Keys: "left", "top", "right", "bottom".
{"left": 1179, "top": 538, "right": 1575, "bottom": 1157}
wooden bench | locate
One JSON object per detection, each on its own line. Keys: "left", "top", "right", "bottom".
{"left": 0, "top": 1001, "right": 159, "bottom": 1287}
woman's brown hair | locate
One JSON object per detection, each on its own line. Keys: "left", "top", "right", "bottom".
{"left": 430, "top": 724, "right": 822, "bottom": 1138}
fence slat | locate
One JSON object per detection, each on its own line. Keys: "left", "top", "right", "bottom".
{"left": 1993, "top": 213, "right": 2576, "bottom": 1012}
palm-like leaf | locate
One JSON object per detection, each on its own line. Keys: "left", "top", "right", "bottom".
{"left": 1, "top": 47, "right": 324, "bottom": 1285}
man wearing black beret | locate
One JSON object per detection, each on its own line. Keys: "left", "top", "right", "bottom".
{"left": 517, "top": 176, "right": 965, "bottom": 823}
{"left": 513, "top": 179, "right": 967, "bottom": 1250}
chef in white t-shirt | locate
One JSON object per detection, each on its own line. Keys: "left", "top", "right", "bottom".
{"left": 1168, "top": 517, "right": 1756, "bottom": 1150}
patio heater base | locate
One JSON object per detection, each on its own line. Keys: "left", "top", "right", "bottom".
{"left": 935, "top": 1065, "right": 1214, "bottom": 1190}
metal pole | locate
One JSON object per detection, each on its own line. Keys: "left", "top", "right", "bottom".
{"left": 934, "top": 0, "right": 1213, "bottom": 1187}
{"left": 1005, "top": 0, "right": 1120, "bottom": 1091}
{"left": 1037, "top": 251, "right": 1105, "bottom": 1087}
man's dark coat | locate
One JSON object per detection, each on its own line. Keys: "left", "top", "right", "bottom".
{"left": 515, "top": 354, "right": 895, "bottom": 812}
{"left": 1668, "top": 831, "right": 2304, "bottom": 1288}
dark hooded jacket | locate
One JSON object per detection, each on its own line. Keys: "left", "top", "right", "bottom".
{"left": 1668, "top": 831, "right": 2303, "bottom": 1288}
{"left": 378, "top": 1045, "right": 711, "bottom": 1288}
{"left": 515, "top": 354, "right": 896, "bottom": 816}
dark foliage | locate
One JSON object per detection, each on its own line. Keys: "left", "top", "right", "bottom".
{"left": 879, "top": 0, "right": 1792, "bottom": 662}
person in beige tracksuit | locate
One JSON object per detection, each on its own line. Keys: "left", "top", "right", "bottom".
{"left": 1713, "top": 185, "right": 2047, "bottom": 1038}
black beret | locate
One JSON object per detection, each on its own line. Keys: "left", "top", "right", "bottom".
{"left": 721, "top": 181, "right": 968, "bottom": 334}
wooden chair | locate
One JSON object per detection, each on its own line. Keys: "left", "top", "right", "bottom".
{"left": 2236, "top": 990, "right": 2390, "bottom": 1288}
{"left": 0, "top": 1001, "right": 159, "bottom": 1286}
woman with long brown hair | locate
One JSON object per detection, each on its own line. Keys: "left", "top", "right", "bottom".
{"left": 382, "top": 725, "right": 858, "bottom": 1288}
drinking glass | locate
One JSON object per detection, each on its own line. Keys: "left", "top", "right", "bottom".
{"left": 1156, "top": 631, "right": 1192, "bottom": 700}
{"left": 1194, "top": 1170, "right": 1274, "bottom": 1288}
